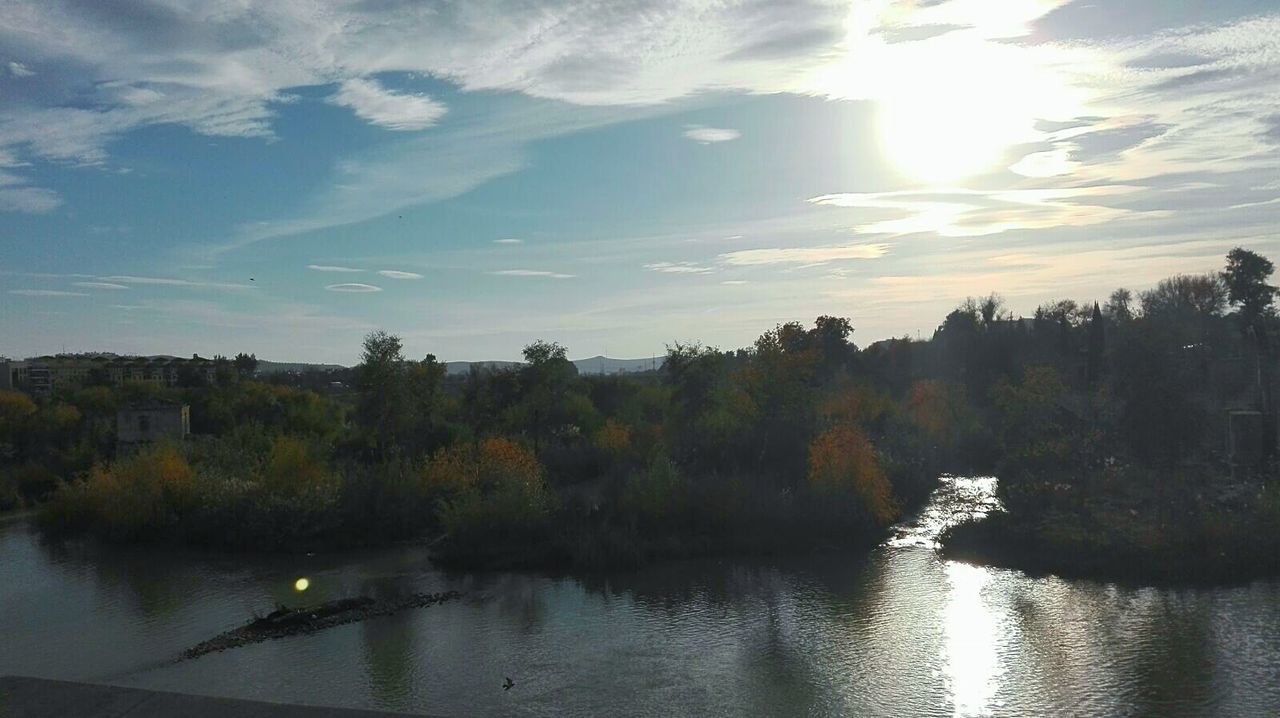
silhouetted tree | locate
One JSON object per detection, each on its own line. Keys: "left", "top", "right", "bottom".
{"left": 233, "top": 352, "right": 259, "bottom": 378}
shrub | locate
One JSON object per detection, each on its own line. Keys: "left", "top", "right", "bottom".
{"left": 42, "top": 444, "right": 197, "bottom": 541}
{"left": 261, "top": 436, "right": 337, "bottom": 497}
{"left": 433, "top": 438, "right": 553, "bottom": 557}
{"left": 806, "top": 424, "right": 899, "bottom": 527}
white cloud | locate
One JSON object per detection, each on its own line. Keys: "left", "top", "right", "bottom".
{"left": 377, "top": 270, "right": 423, "bottom": 279}
{"left": 719, "top": 243, "right": 889, "bottom": 266}
{"left": 721, "top": 280, "right": 749, "bottom": 285}
{"left": 645, "top": 261, "right": 714, "bottom": 274}
{"left": 8, "top": 289, "right": 87, "bottom": 297}
{"left": 307, "top": 264, "right": 363, "bottom": 272}
{"left": 330, "top": 78, "right": 446, "bottom": 131}
{"left": 7, "top": 61, "right": 34, "bottom": 78}
{"left": 0, "top": 0, "right": 849, "bottom": 170}
{"left": 0, "top": 185, "right": 61, "bottom": 213}
{"left": 683, "top": 126, "right": 741, "bottom": 144}
{"left": 325, "top": 283, "right": 383, "bottom": 293}
{"left": 72, "top": 282, "right": 130, "bottom": 290}
{"left": 490, "top": 269, "right": 575, "bottom": 279}
{"left": 494, "top": 238, "right": 524, "bottom": 244}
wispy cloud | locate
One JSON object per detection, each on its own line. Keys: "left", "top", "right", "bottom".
{"left": 721, "top": 280, "right": 749, "bottom": 285}
{"left": 72, "top": 282, "right": 130, "bottom": 290}
{"left": 645, "top": 261, "right": 713, "bottom": 274}
{"left": 0, "top": 185, "right": 61, "bottom": 213}
{"left": 9, "top": 289, "right": 87, "bottom": 297}
{"left": 330, "top": 78, "right": 446, "bottom": 131}
{"left": 325, "top": 283, "right": 383, "bottom": 293}
{"left": 377, "top": 270, "right": 423, "bottom": 279}
{"left": 99, "top": 275, "right": 251, "bottom": 290}
{"left": 308, "top": 264, "right": 364, "bottom": 273}
{"left": 490, "top": 269, "right": 575, "bottom": 279}
{"left": 719, "top": 243, "right": 889, "bottom": 266}
{"left": 808, "top": 186, "right": 1158, "bottom": 237}
{"left": 683, "top": 126, "right": 741, "bottom": 144}
{"left": 7, "top": 61, "right": 34, "bottom": 78}
{"left": 494, "top": 238, "right": 524, "bottom": 245}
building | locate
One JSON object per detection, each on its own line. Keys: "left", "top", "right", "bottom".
{"left": 4, "top": 355, "right": 220, "bottom": 395}
{"left": 116, "top": 401, "right": 191, "bottom": 445}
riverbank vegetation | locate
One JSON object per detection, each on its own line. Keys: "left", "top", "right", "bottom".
{"left": 23, "top": 317, "right": 966, "bottom": 568}
{"left": 13, "top": 247, "right": 1280, "bottom": 580}
{"left": 938, "top": 248, "right": 1280, "bottom": 582}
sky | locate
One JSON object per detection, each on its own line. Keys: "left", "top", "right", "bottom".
{"left": 2, "top": 0, "right": 1279, "bottom": 364}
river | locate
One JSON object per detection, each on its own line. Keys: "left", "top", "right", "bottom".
{"left": 2, "top": 476, "right": 1279, "bottom": 717}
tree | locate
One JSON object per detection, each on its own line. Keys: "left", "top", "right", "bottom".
{"left": 979, "top": 293, "right": 1009, "bottom": 326}
{"left": 519, "top": 341, "right": 577, "bottom": 452}
{"left": 1139, "top": 274, "right": 1227, "bottom": 319}
{"left": 406, "top": 353, "right": 450, "bottom": 454}
{"left": 356, "top": 331, "right": 409, "bottom": 456}
{"left": 1222, "top": 247, "right": 1277, "bottom": 326}
{"left": 1222, "top": 248, "right": 1278, "bottom": 458}
{"left": 233, "top": 352, "right": 259, "bottom": 379}
{"left": 1105, "top": 288, "right": 1134, "bottom": 322}
{"left": 1087, "top": 303, "right": 1106, "bottom": 385}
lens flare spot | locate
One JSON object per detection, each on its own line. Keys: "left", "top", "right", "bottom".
{"left": 294, "top": 577, "right": 310, "bottom": 592}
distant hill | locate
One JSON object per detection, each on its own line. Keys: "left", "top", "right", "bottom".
{"left": 444, "top": 356, "right": 664, "bottom": 376}
{"left": 572, "top": 355, "right": 664, "bottom": 375}
{"left": 256, "top": 359, "right": 349, "bottom": 375}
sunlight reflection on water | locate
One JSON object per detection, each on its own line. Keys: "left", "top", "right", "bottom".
{"left": 944, "top": 561, "right": 1003, "bottom": 717}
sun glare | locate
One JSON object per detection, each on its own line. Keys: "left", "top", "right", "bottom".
{"left": 811, "top": 22, "right": 1087, "bottom": 186}
{"left": 294, "top": 577, "right": 310, "bottom": 592}
{"left": 875, "top": 40, "right": 1043, "bottom": 183}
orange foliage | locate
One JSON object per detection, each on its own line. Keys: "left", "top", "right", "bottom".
{"left": 807, "top": 424, "right": 899, "bottom": 526}
{"left": 424, "top": 437, "right": 544, "bottom": 496}
{"left": 593, "top": 418, "right": 633, "bottom": 455}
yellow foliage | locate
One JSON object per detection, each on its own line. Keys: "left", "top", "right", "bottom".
{"left": 807, "top": 424, "right": 899, "bottom": 526}
{"left": 593, "top": 418, "right": 633, "bottom": 455}
{"left": 84, "top": 444, "right": 197, "bottom": 535}
{"left": 0, "top": 390, "right": 37, "bottom": 432}
{"left": 262, "top": 436, "right": 335, "bottom": 496}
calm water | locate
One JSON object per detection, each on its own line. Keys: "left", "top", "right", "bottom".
{"left": 2, "top": 477, "right": 1279, "bottom": 717}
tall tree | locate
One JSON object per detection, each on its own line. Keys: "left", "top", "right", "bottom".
{"left": 356, "top": 331, "right": 409, "bottom": 456}
{"left": 1222, "top": 247, "right": 1277, "bottom": 327}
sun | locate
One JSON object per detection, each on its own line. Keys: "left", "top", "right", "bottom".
{"left": 870, "top": 36, "right": 1051, "bottom": 184}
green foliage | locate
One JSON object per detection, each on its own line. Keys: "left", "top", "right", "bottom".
{"left": 27, "top": 247, "right": 1280, "bottom": 578}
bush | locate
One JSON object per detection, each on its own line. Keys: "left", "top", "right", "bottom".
{"left": 806, "top": 424, "right": 899, "bottom": 527}
{"left": 431, "top": 439, "right": 554, "bottom": 563}
{"left": 42, "top": 444, "right": 196, "bottom": 541}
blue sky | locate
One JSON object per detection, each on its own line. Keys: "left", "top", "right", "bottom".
{"left": 2, "top": 1, "right": 1279, "bottom": 363}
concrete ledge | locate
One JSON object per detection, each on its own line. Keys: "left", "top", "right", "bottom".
{"left": 0, "top": 677, "right": 428, "bottom": 718}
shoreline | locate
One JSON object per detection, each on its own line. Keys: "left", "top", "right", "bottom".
{"left": 938, "top": 511, "right": 1280, "bottom": 588}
